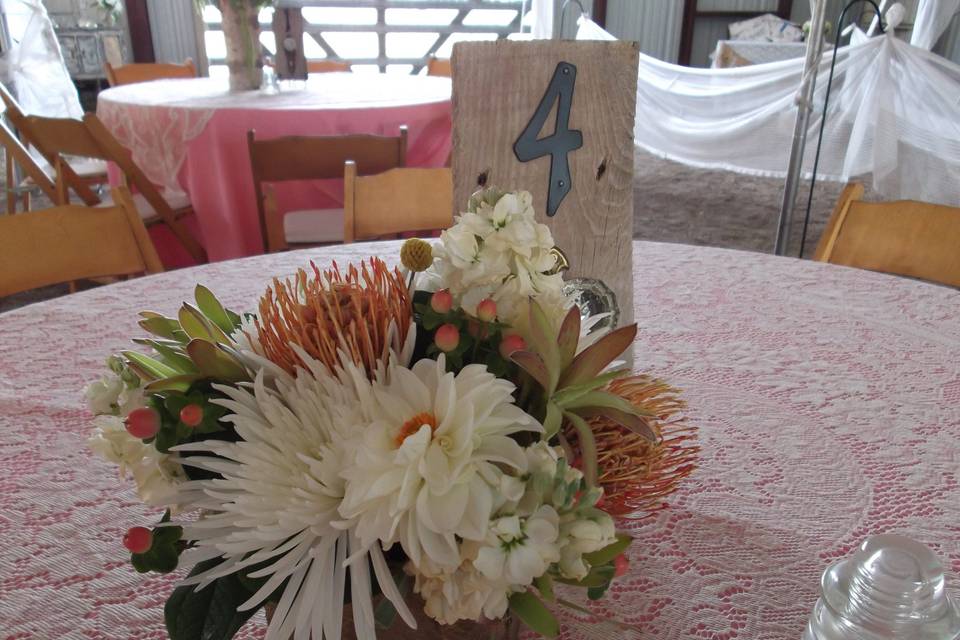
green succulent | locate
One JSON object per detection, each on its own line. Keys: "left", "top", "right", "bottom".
{"left": 122, "top": 285, "right": 250, "bottom": 393}
{"left": 510, "top": 302, "right": 658, "bottom": 487}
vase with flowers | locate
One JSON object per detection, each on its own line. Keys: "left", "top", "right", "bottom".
{"left": 202, "top": 0, "right": 272, "bottom": 91}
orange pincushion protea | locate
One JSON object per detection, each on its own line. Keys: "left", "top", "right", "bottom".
{"left": 253, "top": 258, "right": 411, "bottom": 378}
{"left": 566, "top": 375, "right": 699, "bottom": 517}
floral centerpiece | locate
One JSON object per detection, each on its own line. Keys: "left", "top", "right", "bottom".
{"left": 86, "top": 188, "right": 698, "bottom": 639}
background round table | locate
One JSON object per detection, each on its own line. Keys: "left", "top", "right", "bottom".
{"left": 96, "top": 75, "right": 452, "bottom": 267}
{"left": 1, "top": 242, "right": 958, "bottom": 639}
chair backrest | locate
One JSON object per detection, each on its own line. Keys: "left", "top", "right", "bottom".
{"left": 0, "top": 187, "right": 162, "bottom": 297}
{"left": 105, "top": 59, "right": 196, "bottom": 86}
{"left": 0, "top": 119, "right": 58, "bottom": 209}
{"left": 307, "top": 60, "right": 351, "bottom": 73}
{"left": 426, "top": 56, "right": 452, "bottom": 77}
{"left": 21, "top": 113, "right": 206, "bottom": 262}
{"left": 247, "top": 127, "right": 408, "bottom": 251}
{"left": 814, "top": 182, "right": 960, "bottom": 288}
{"left": 343, "top": 162, "right": 453, "bottom": 243}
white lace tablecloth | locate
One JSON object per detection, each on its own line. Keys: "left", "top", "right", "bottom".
{"left": 1, "top": 241, "right": 958, "bottom": 639}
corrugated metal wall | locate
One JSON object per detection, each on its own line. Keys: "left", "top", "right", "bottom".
{"left": 146, "top": 0, "right": 203, "bottom": 66}
{"left": 605, "top": 0, "right": 684, "bottom": 62}
{"left": 602, "top": 0, "right": 959, "bottom": 67}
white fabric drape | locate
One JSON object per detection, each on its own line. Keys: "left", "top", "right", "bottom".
{"left": 578, "top": 18, "right": 960, "bottom": 206}
{"left": 0, "top": 0, "right": 82, "bottom": 118}
{"left": 911, "top": 0, "right": 960, "bottom": 50}
{"left": 531, "top": 0, "right": 554, "bottom": 39}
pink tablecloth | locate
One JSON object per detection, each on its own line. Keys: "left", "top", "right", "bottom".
{"left": 96, "top": 75, "right": 452, "bottom": 267}
{"left": 1, "top": 242, "right": 958, "bottom": 638}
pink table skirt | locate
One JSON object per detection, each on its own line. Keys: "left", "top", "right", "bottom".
{"left": 178, "top": 103, "right": 451, "bottom": 265}
{"left": 98, "top": 77, "right": 452, "bottom": 268}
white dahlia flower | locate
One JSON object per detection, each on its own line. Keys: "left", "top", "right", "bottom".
{"left": 170, "top": 354, "right": 416, "bottom": 640}
{"left": 410, "top": 543, "right": 511, "bottom": 625}
{"left": 337, "top": 355, "right": 543, "bottom": 572}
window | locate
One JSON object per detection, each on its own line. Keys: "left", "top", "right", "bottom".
{"left": 202, "top": 1, "right": 532, "bottom": 75}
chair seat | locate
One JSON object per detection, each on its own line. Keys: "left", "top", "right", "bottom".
{"left": 98, "top": 190, "right": 192, "bottom": 223}
{"left": 69, "top": 158, "right": 108, "bottom": 178}
{"left": 284, "top": 208, "right": 344, "bottom": 244}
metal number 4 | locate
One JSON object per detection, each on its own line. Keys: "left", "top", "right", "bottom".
{"left": 513, "top": 61, "right": 583, "bottom": 217}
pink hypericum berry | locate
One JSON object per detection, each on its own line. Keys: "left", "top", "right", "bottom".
{"left": 125, "top": 407, "right": 160, "bottom": 439}
{"left": 179, "top": 404, "right": 204, "bottom": 428}
{"left": 614, "top": 554, "right": 630, "bottom": 577}
{"left": 430, "top": 290, "right": 453, "bottom": 314}
{"left": 499, "top": 334, "right": 526, "bottom": 358}
{"left": 476, "top": 298, "right": 497, "bottom": 322}
{"left": 123, "top": 526, "right": 153, "bottom": 554}
{"left": 435, "top": 324, "right": 460, "bottom": 352}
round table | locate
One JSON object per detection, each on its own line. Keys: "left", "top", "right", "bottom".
{"left": 1, "top": 242, "right": 958, "bottom": 639}
{"left": 96, "top": 75, "right": 452, "bottom": 267}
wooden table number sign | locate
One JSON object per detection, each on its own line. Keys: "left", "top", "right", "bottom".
{"left": 451, "top": 40, "right": 640, "bottom": 327}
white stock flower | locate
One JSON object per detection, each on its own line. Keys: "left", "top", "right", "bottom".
{"left": 85, "top": 373, "right": 144, "bottom": 417}
{"left": 168, "top": 356, "right": 416, "bottom": 640}
{"left": 428, "top": 190, "right": 568, "bottom": 329}
{"left": 474, "top": 506, "right": 561, "bottom": 586}
{"left": 338, "top": 355, "right": 542, "bottom": 572}
{"left": 87, "top": 415, "right": 184, "bottom": 507}
{"left": 411, "top": 543, "right": 511, "bottom": 625}
{"left": 557, "top": 511, "right": 617, "bottom": 581}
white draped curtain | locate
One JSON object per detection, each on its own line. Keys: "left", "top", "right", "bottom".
{"left": 911, "top": 0, "right": 960, "bottom": 50}
{"left": 0, "top": 0, "right": 82, "bottom": 118}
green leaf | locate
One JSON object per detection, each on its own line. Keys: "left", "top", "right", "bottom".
{"left": 165, "top": 559, "right": 259, "bottom": 640}
{"left": 138, "top": 315, "right": 181, "bottom": 340}
{"left": 194, "top": 285, "right": 237, "bottom": 335}
{"left": 510, "top": 350, "right": 550, "bottom": 391}
{"left": 527, "top": 301, "right": 561, "bottom": 393}
{"left": 556, "top": 306, "right": 581, "bottom": 370}
{"left": 559, "top": 324, "right": 637, "bottom": 388}
{"left": 564, "top": 412, "right": 598, "bottom": 488}
{"left": 573, "top": 404, "right": 657, "bottom": 442}
{"left": 123, "top": 351, "right": 180, "bottom": 381}
{"left": 508, "top": 592, "right": 559, "bottom": 638}
{"left": 552, "top": 369, "right": 630, "bottom": 408}
{"left": 542, "top": 401, "right": 562, "bottom": 440}
{"left": 186, "top": 340, "right": 248, "bottom": 382}
{"left": 144, "top": 374, "right": 202, "bottom": 393}
{"left": 179, "top": 304, "right": 230, "bottom": 344}
{"left": 136, "top": 340, "right": 198, "bottom": 375}
{"left": 534, "top": 574, "right": 555, "bottom": 603}
{"left": 556, "top": 564, "right": 615, "bottom": 588}
{"left": 583, "top": 533, "right": 632, "bottom": 567}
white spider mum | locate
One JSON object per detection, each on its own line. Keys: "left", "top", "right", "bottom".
{"left": 337, "top": 355, "right": 543, "bottom": 573}
{"left": 169, "top": 353, "right": 415, "bottom": 640}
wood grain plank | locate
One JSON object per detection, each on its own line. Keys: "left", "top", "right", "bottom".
{"left": 451, "top": 41, "right": 639, "bottom": 326}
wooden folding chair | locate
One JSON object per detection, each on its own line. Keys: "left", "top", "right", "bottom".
{"left": 105, "top": 59, "right": 197, "bottom": 86}
{"left": 426, "top": 56, "right": 452, "bottom": 77}
{"left": 343, "top": 163, "right": 453, "bottom": 243}
{"left": 21, "top": 113, "right": 206, "bottom": 263}
{"left": 0, "top": 83, "right": 108, "bottom": 196}
{"left": 0, "top": 186, "right": 163, "bottom": 297}
{"left": 247, "top": 127, "right": 407, "bottom": 252}
{"left": 814, "top": 183, "right": 960, "bottom": 288}
{"left": 307, "top": 60, "right": 351, "bottom": 73}
{"left": 0, "top": 119, "right": 57, "bottom": 214}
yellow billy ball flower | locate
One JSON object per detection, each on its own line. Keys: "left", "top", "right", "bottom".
{"left": 400, "top": 238, "right": 433, "bottom": 272}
